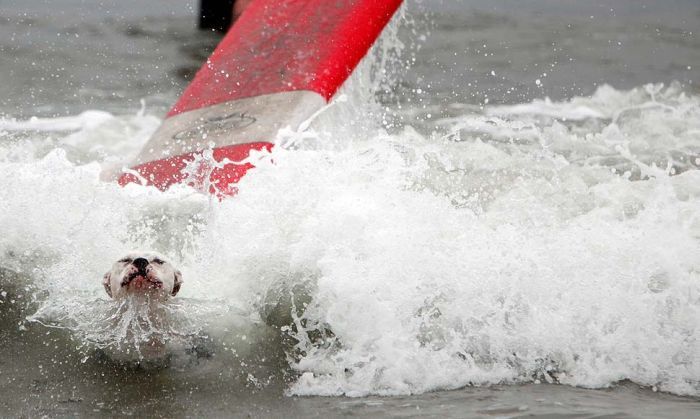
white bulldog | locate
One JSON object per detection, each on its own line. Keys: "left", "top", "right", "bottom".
{"left": 103, "top": 252, "right": 182, "bottom": 300}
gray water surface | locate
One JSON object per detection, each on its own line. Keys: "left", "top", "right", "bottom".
{"left": 2, "top": 0, "right": 700, "bottom": 417}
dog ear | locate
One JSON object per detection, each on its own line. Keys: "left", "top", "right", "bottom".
{"left": 102, "top": 272, "right": 113, "bottom": 298}
{"left": 172, "top": 270, "right": 183, "bottom": 296}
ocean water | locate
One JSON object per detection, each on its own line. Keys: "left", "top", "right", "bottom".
{"left": 1, "top": 0, "right": 699, "bottom": 417}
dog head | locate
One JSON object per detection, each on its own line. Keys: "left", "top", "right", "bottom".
{"left": 103, "top": 252, "right": 182, "bottom": 300}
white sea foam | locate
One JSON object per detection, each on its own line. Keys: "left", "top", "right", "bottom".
{"left": 1, "top": 81, "right": 699, "bottom": 396}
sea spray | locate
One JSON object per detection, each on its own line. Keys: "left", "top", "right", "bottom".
{"left": 1, "top": 82, "right": 699, "bottom": 395}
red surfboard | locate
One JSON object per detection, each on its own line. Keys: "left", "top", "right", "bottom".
{"left": 119, "top": 0, "right": 403, "bottom": 196}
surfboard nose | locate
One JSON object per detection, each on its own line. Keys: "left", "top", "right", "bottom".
{"left": 120, "top": 0, "right": 403, "bottom": 196}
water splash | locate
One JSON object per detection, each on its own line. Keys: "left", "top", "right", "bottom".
{"left": 1, "top": 78, "right": 699, "bottom": 395}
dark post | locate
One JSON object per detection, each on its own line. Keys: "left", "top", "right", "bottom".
{"left": 199, "top": 0, "right": 235, "bottom": 32}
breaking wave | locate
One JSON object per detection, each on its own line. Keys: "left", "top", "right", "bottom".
{"left": 1, "top": 80, "right": 699, "bottom": 396}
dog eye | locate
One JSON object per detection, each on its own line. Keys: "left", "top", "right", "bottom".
{"left": 118, "top": 258, "right": 132, "bottom": 264}
{"left": 152, "top": 258, "right": 164, "bottom": 265}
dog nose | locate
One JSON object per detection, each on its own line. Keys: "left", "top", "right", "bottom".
{"left": 133, "top": 258, "right": 149, "bottom": 271}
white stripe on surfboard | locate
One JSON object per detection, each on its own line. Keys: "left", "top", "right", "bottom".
{"left": 135, "top": 90, "right": 325, "bottom": 164}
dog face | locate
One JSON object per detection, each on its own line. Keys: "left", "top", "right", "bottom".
{"left": 103, "top": 252, "right": 182, "bottom": 300}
